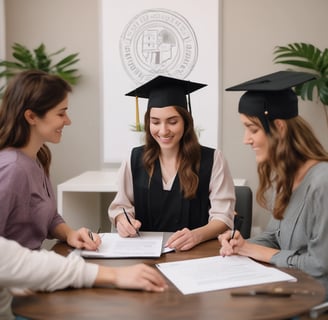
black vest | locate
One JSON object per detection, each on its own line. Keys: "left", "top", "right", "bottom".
{"left": 131, "top": 146, "right": 214, "bottom": 232}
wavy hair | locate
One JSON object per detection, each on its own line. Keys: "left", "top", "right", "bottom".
{"left": 0, "top": 70, "right": 72, "bottom": 175}
{"left": 143, "top": 106, "right": 201, "bottom": 199}
{"left": 253, "top": 116, "right": 328, "bottom": 219}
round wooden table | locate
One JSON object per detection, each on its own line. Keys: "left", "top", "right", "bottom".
{"left": 12, "top": 239, "right": 326, "bottom": 320}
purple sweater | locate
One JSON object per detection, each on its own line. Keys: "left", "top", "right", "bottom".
{"left": 0, "top": 149, "right": 65, "bottom": 249}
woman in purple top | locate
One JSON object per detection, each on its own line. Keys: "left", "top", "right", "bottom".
{"left": 0, "top": 70, "right": 101, "bottom": 250}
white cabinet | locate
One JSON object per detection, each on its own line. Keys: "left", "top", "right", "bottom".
{"left": 57, "top": 170, "right": 119, "bottom": 231}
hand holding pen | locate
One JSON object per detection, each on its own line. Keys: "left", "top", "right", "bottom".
{"left": 218, "top": 214, "right": 244, "bottom": 257}
{"left": 120, "top": 208, "right": 141, "bottom": 237}
{"left": 87, "top": 227, "right": 102, "bottom": 251}
{"left": 66, "top": 227, "right": 101, "bottom": 251}
{"left": 88, "top": 227, "right": 102, "bottom": 241}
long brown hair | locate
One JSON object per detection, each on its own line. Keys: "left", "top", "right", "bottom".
{"left": 253, "top": 116, "right": 328, "bottom": 219}
{"left": 0, "top": 70, "right": 72, "bottom": 175}
{"left": 143, "top": 106, "right": 201, "bottom": 199}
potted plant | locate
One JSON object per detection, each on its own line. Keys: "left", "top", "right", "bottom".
{"left": 273, "top": 42, "right": 328, "bottom": 126}
{"left": 0, "top": 42, "right": 80, "bottom": 95}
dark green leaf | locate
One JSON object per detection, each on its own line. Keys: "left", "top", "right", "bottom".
{"left": 0, "top": 42, "right": 80, "bottom": 89}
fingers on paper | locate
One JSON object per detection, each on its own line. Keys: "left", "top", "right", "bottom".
{"left": 165, "top": 228, "right": 190, "bottom": 250}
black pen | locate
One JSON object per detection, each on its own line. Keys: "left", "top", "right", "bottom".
{"left": 231, "top": 214, "right": 244, "bottom": 239}
{"left": 231, "top": 290, "right": 291, "bottom": 297}
{"left": 88, "top": 229, "right": 94, "bottom": 241}
{"left": 122, "top": 208, "right": 141, "bottom": 237}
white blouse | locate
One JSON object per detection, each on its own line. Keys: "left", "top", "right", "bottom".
{"left": 108, "top": 149, "right": 235, "bottom": 230}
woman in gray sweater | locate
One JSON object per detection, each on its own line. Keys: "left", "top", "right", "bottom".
{"left": 220, "top": 71, "right": 328, "bottom": 298}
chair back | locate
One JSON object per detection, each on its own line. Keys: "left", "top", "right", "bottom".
{"left": 234, "top": 186, "right": 253, "bottom": 239}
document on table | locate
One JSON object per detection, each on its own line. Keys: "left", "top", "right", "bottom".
{"left": 156, "top": 255, "right": 297, "bottom": 295}
{"left": 79, "top": 232, "right": 164, "bottom": 258}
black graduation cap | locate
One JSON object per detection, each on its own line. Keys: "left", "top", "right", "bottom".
{"left": 125, "top": 75, "right": 207, "bottom": 114}
{"left": 226, "top": 71, "right": 315, "bottom": 133}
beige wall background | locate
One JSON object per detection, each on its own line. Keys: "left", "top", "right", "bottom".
{"left": 4, "top": 0, "right": 328, "bottom": 233}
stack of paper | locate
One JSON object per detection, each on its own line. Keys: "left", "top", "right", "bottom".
{"left": 79, "top": 232, "right": 165, "bottom": 258}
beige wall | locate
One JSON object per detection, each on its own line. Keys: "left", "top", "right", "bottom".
{"left": 4, "top": 0, "right": 328, "bottom": 232}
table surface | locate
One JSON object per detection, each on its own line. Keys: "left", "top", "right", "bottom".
{"left": 12, "top": 240, "right": 325, "bottom": 320}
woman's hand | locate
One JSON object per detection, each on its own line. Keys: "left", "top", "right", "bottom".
{"left": 96, "top": 264, "right": 168, "bottom": 292}
{"left": 165, "top": 228, "right": 200, "bottom": 251}
{"left": 115, "top": 212, "right": 141, "bottom": 237}
{"left": 66, "top": 227, "right": 101, "bottom": 251}
{"left": 218, "top": 230, "right": 279, "bottom": 263}
{"left": 218, "top": 230, "right": 245, "bottom": 257}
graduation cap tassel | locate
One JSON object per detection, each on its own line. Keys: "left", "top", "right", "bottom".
{"left": 187, "top": 93, "right": 192, "bottom": 115}
{"left": 135, "top": 96, "right": 141, "bottom": 131}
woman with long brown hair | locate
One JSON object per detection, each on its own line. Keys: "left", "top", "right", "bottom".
{"left": 0, "top": 70, "right": 101, "bottom": 250}
{"left": 220, "top": 71, "right": 328, "bottom": 298}
{"left": 109, "top": 76, "right": 235, "bottom": 251}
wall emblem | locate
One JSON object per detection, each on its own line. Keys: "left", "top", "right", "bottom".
{"left": 120, "top": 9, "right": 198, "bottom": 83}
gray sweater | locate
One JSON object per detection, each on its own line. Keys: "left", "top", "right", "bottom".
{"left": 250, "top": 162, "right": 328, "bottom": 298}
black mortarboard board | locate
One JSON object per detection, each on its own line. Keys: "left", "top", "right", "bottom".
{"left": 226, "top": 71, "right": 315, "bottom": 133}
{"left": 125, "top": 75, "right": 207, "bottom": 114}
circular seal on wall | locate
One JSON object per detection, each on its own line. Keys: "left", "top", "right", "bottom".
{"left": 120, "top": 9, "right": 198, "bottom": 84}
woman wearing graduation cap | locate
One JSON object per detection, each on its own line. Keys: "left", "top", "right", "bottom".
{"left": 108, "top": 76, "right": 235, "bottom": 251}
{"left": 219, "top": 71, "right": 328, "bottom": 297}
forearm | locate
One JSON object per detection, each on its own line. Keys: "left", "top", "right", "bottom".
{"left": 239, "top": 241, "right": 280, "bottom": 263}
{"left": 0, "top": 237, "right": 97, "bottom": 291}
{"left": 52, "top": 223, "right": 74, "bottom": 242}
{"left": 193, "top": 220, "right": 229, "bottom": 244}
{"left": 93, "top": 265, "right": 116, "bottom": 287}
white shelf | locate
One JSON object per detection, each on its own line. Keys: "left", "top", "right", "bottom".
{"left": 58, "top": 170, "right": 119, "bottom": 192}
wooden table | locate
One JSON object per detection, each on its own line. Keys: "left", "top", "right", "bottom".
{"left": 12, "top": 240, "right": 325, "bottom": 320}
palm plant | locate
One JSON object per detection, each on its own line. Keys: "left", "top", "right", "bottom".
{"left": 0, "top": 42, "right": 80, "bottom": 95}
{"left": 273, "top": 42, "right": 328, "bottom": 126}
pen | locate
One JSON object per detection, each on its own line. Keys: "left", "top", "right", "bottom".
{"left": 231, "top": 214, "right": 244, "bottom": 239}
{"left": 231, "top": 290, "right": 291, "bottom": 297}
{"left": 122, "top": 207, "right": 141, "bottom": 237}
{"left": 88, "top": 229, "right": 94, "bottom": 241}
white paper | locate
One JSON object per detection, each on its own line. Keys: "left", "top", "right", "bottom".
{"left": 156, "top": 255, "right": 297, "bottom": 295}
{"left": 79, "top": 232, "right": 164, "bottom": 258}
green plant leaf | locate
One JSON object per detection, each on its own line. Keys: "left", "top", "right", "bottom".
{"left": 54, "top": 53, "right": 79, "bottom": 67}
{"left": 273, "top": 42, "right": 328, "bottom": 127}
{"left": 0, "top": 42, "right": 80, "bottom": 95}
{"left": 0, "top": 61, "right": 25, "bottom": 69}
{"left": 34, "top": 43, "right": 51, "bottom": 71}
{"left": 273, "top": 42, "right": 328, "bottom": 107}
{"left": 48, "top": 47, "right": 66, "bottom": 58}
{"left": 273, "top": 43, "right": 326, "bottom": 73}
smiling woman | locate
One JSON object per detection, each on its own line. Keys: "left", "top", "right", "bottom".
{"left": 0, "top": 70, "right": 102, "bottom": 253}
{"left": 108, "top": 75, "right": 235, "bottom": 252}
